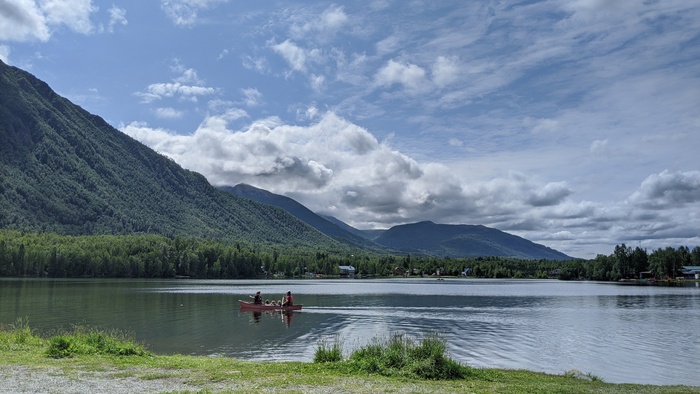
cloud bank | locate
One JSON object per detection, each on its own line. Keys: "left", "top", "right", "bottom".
{"left": 121, "top": 110, "right": 700, "bottom": 259}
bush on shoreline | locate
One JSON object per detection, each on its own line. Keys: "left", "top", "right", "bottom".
{"left": 314, "top": 332, "right": 471, "bottom": 380}
{"left": 0, "top": 319, "right": 149, "bottom": 358}
{"left": 45, "top": 326, "right": 150, "bottom": 358}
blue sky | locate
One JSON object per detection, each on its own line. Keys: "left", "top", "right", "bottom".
{"left": 2, "top": 0, "right": 699, "bottom": 259}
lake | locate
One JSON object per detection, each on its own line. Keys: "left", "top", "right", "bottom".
{"left": 1, "top": 278, "right": 698, "bottom": 386}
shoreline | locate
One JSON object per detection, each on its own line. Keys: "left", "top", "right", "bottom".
{"left": 2, "top": 325, "right": 698, "bottom": 394}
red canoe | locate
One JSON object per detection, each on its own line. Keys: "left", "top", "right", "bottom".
{"left": 239, "top": 300, "right": 302, "bottom": 311}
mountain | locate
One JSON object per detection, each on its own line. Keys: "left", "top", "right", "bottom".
{"left": 0, "top": 59, "right": 342, "bottom": 250}
{"left": 0, "top": 59, "right": 573, "bottom": 261}
{"left": 372, "top": 221, "right": 573, "bottom": 260}
{"left": 320, "top": 215, "right": 375, "bottom": 240}
{"left": 225, "top": 183, "right": 573, "bottom": 260}
{"left": 220, "top": 184, "right": 381, "bottom": 249}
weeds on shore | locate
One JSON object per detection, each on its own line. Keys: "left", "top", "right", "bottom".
{"left": 0, "top": 319, "right": 149, "bottom": 358}
{"left": 0, "top": 318, "right": 43, "bottom": 351}
{"left": 314, "top": 332, "right": 471, "bottom": 380}
{"left": 45, "top": 326, "right": 150, "bottom": 358}
{"left": 314, "top": 335, "right": 342, "bottom": 363}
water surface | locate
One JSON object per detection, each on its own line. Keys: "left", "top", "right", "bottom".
{"left": 1, "top": 278, "right": 698, "bottom": 386}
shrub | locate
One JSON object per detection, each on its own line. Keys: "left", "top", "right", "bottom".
{"left": 314, "top": 335, "right": 343, "bottom": 363}
{"left": 347, "top": 332, "right": 471, "bottom": 380}
{"left": 45, "top": 326, "right": 150, "bottom": 358}
{"left": 46, "top": 336, "right": 79, "bottom": 358}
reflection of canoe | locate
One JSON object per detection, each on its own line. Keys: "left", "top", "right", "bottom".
{"left": 239, "top": 300, "right": 302, "bottom": 311}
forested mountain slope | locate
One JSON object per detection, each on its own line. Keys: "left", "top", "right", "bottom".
{"left": 0, "top": 60, "right": 341, "bottom": 250}
{"left": 220, "top": 184, "right": 382, "bottom": 249}
{"left": 373, "top": 221, "right": 573, "bottom": 260}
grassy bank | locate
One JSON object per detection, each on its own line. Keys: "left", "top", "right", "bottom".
{"left": 1, "top": 321, "right": 697, "bottom": 394}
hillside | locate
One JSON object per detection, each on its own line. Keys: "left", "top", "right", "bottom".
{"left": 220, "top": 184, "right": 381, "bottom": 249}
{"left": 0, "top": 60, "right": 341, "bottom": 250}
{"left": 372, "top": 221, "right": 573, "bottom": 260}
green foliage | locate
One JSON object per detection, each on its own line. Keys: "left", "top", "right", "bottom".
{"left": 1, "top": 228, "right": 696, "bottom": 281}
{"left": 313, "top": 336, "right": 343, "bottom": 363}
{"left": 560, "top": 244, "right": 699, "bottom": 281}
{"left": 0, "top": 318, "right": 43, "bottom": 351}
{"left": 343, "top": 333, "right": 471, "bottom": 380}
{"left": 45, "top": 326, "right": 150, "bottom": 358}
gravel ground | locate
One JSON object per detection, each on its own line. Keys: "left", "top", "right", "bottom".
{"left": 0, "top": 365, "right": 207, "bottom": 393}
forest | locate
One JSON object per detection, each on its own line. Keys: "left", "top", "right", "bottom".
{"left": 1, "top": 230, "right": 697, "bottom": 281}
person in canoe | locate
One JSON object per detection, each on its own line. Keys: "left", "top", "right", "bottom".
{"left": 282, "top": 291, "right": 294, "bottom": 306}
{"left": 249, "top": 291, "right": 263, "bottom": 305}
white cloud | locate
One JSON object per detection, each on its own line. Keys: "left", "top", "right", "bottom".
{"left": 431, "top": 56, "right": 459, "bottom": 88}
{"left": 448, "top": 138, "right": 463, "bottom": 147}
{"left": 589, "top": 139, "right": 608, "bottom": 155}
{"left": 160, "top": 0, "right": 225, "bottom": 26}
{"left": 0, "top": 0, "right": 49, "bottom": 41}
{"left": 241, "top": 88, "right": 262, "bottom": 107}
{"left": 41, "top": 0, "right": 97, "bottom": 34}
{"left": 242, "top": 55, "right": 269, "bottom": 74}
{"left": 0, "top": 0, "right": 98, "bottom": 41}
{"left": 107, "top": 5, "right": 127, "bottom": 33}
{"left": 119, "top": 121, "right": 190, "bottom": 158}
{"left": 120, "top": 105, "right": 700, "bottom": 259}
{"left": 375, "top": 34, "right": 402, "bottom": 56}
{"left": 121, "top": 111, "right": 577, "bottom": 227}
{"left": 375, "top": 59, "right": 429, "bottom": 93}
{"left": 0, "top": 45, "right": 9, "bottom": 62}
{"left": 310, "top": 74, "right": 325, "bottom": 92}
{"left": 154, "top": 107, "right": 184, "bottom": 119}
{"left": 137, "top": 82, "right": 216, "bottom": 103}
{"left": 525, "top": 117, "right": 560, "bottom": 134}
{"left": 290, "top": 4, "right": 348, "bottom": 39}
{"left": 628, "top": 170, "right": 700, "bottom": 210}
{"left": 135, "top": 64, "right": 217, "bottom": 103}
{"left": 271, "top": 39, "right": 322, "bottom": 74}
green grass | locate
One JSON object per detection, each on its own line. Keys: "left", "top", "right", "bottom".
{"left": 314, "top": 335, "right": 343, "bottom": 363}
{"left": 44, "top": 326, "right": 150, "bottom": 358}
{"left": 1, "top": 320, "right": 699, "bottom": 393}
{"left": 320, "top": 332, "right": 470, "bottom": 380}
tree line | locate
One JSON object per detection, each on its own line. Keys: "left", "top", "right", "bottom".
{"left": 557, "top": 244, "right": 700, "bottom": 281}
{"left": 0, "top": 230, "right": 697, "bottom": 281}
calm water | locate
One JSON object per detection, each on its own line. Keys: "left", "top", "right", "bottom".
{"left": 1, "top": 278, "right": 699, "bottom": 386}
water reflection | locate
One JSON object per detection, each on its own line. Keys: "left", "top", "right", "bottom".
{"left": 242, "top": 310, "right": 296, "bottom": 327}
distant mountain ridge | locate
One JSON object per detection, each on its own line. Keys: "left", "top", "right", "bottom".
{"left": 225, "top": 184, "right": 573, "bottom": 260}
{"left": 0, "top": 59, "right": 342, "bottom": 250}
{"left": 372, "top": 221, "right": 572, "bottom": 260}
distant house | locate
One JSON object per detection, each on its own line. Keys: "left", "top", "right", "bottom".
{"left": 681, "top": 266, "right": 700, "bottom": 280}
{"left": 339, "top": 265, "right": 356, "bottom": 278}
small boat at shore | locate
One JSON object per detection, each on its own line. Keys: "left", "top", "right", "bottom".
{"left": 238, "top": 300, "right": 302, "bottom": 311}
